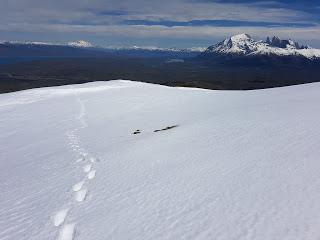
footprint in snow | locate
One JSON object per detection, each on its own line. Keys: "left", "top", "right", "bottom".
{"left": 72, "top": 180, "right": 85, "bottom": 192}
{"left": 83, "top": 164, "right": 92, "bottom": 173}
{"left": 53, "top": 209, "right": 69, "bottom": 227}
{"left": 75, "top": 188, "right": 87, "bottom": 202}
{"left": 58, "top": 223, "right": 75, "bottom": 240}
{"left": 87, "top": 170, "right": 96, "bottom": 180}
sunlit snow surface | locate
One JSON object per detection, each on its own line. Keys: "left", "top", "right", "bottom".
{"left": 1, "top": 80, "right": 320, "bottom": 240}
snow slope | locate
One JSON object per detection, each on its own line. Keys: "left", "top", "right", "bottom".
{"left": 1, "top": 80, "right": 320, "bottom": 240}
{"left": 204, "top": 33, "right": 320, "bottom": 59}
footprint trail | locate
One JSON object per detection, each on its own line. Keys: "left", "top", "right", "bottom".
{"left": 52, "top": 91, "right": 99, "bottom": 240}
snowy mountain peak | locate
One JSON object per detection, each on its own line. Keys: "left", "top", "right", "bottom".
{"left": 67, "top": 40, "right": 93, "bottom": 48}
{"left": 209, "top": 33, "right": 257, "bottom": 55}
{"left": 204, "top": 34, "right": 320, "bottom": 59}
{"left": 230, "top": 33, "right": 252, "bottom": 42}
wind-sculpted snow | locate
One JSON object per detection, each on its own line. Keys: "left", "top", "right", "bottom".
{"left": 1, "top": 80, "right": 320, "bottom": 239}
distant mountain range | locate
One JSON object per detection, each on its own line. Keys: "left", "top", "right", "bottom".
{"left": 1, "top": 34, "right": 320, "bottom": 60}
{"left": 0, "top": 34, "right": 319, "bottom": 93}
{"left": 0, "top": 39, "right": 206, "bottom": 52}
{"left": 0, "top": 40, "right": 204, "bottom": 59}
{"left": 202, "top": 34, "right": 320, "bottom": 59}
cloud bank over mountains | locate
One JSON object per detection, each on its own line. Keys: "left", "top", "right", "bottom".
{"left": 0, "top": 0, "right": 319, "bottom": 47}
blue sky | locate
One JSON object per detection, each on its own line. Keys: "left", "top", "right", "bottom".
{"left": 0, "top": 0, "right": 319, "bottom": 48}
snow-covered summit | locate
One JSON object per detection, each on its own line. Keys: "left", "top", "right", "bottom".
{"left": 67, "top": 40, "right": 93, "bottom": 48}
{"left": 204, "top": 33, "right": 320, "bottom": 59}
{"left": 208, "top": 33, "right": 257, "bottom": 55}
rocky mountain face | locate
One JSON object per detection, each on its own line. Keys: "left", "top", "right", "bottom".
{"left": 266, "top": 36, "right": 307, "bottom": 49}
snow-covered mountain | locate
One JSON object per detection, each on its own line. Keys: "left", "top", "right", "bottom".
{"left": 67, "top": 40, "right": 93, "bottom": 48}
{"left": 1, "top": 36, "right": 319, "bottom": 59}
{"left": 0, "top": 40, "right": 204, "bottom": 59}
{"left": 203, "top": 33, "right": 320, "bottom": 59}
{"left": 1, "top": 80, "right": 320, "bottom": 239}
{"left": 0, "top": 40, "right": 94, "bottom": 48}
{"left": 0, "top": 40, "right": 204, "bottom": 52}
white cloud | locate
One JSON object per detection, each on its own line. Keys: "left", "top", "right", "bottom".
{"left": 0, "top": 0, "right": 315, "bottom": 24}
{"left": 1, "top": 22, "right": 319, "bottom": 42}
{"left": 0, "top": 0, "right": 319, "bottom": 46}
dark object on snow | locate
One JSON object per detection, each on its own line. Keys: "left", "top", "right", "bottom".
{"left": 133, "top": 130, "right": 141, "bottom": 135}
{"left": 154, "top": 125, "right": 178, "bottom": 132}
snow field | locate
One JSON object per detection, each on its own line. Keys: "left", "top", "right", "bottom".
{"left": 1, "top": 80, "right": 320, "bottom": 239}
